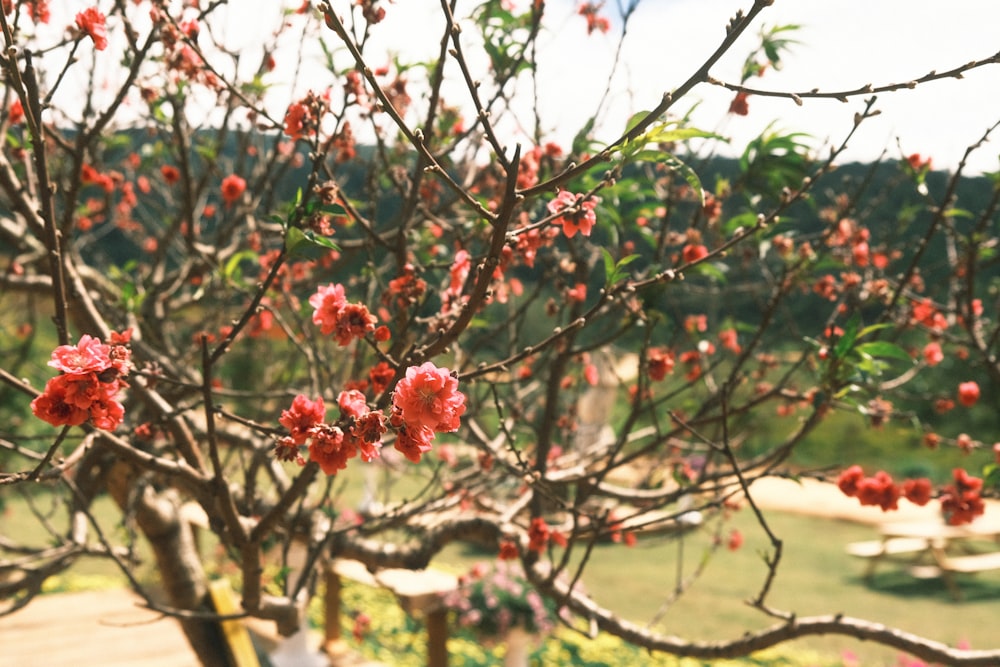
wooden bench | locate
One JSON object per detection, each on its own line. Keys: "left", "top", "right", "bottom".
{"left": 846, "top": 537, "right": 932, "bottom": 580}
{"left": 845, "top": 537, "right": 930, "bottom": 559}
{"left": 939, "top": 550, "right": 1000, "bottom": 574}
{"left": 914, "top": 550, "right": 1000, "bottom": 600}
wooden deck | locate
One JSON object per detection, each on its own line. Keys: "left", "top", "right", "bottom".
{"left": 0, "top": 588, "right": 386, "bottom": 667}
{"left": 0, "top": 589, "right": 202, "bottom": 667}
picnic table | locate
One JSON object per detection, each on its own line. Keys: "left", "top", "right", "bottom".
{"left": 847, "top": 518, "right": 1000, "bottom": 599}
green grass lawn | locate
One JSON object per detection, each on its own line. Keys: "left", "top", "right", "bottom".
{"left": 437, "top": 509, "right": 1000, "bottom": 666}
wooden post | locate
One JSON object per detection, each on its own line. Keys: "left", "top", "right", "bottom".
{"left": 322, "top": 566, "right": 351, "bottom": 660}
{"left": 425, "top": 607, "right": 449, "bottom": 667}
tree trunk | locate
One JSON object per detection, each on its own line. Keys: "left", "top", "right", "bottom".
{"left": 105, "top": 460, "right": 228, "bottom": 666}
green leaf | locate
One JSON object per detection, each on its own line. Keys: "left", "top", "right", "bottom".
{"left": 624, "top": 110, "right": 651, "bottom": 135}
{"left": 662, "top": 154, "right": 706, "bottom": 206}
{"left": 856, "top": 322, "right": 893, "bottom": 340}
{"left": 222, "top": 250, "right": 260, "bottom": 283}
{"left": 604, "top": 252, "right": 641, "bottom": 287}
{"left": 690, "top": 262, "right": 727, "bottom": 284}
{"left": 853, "top": 341, "right": 913, "bottom": 363}
{"left": 833, "top": 314, "right": 861, "bottom": 360}
{"left": 285, "top": 227, "right": 340, "bottom": 260}
{"left": 983, "top": 464, "right": 1000, "bottom": 491}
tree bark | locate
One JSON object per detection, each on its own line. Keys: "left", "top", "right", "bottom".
{"left": 105, "top": 460, "right": 228, "bottom": 666}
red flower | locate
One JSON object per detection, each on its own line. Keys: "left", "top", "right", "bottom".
{"left": 922, "top": 342, "right": 943, "bottom": 366}
{"left": 369, "top": 361, "right": 396, "bottom": 395}
{"left": 728, "top": 92, "right": 750, "bottom": 116}
{"left": 31, "top": 332, "right": 131, "bottom": 432}
{"left": 334, "top": 388, "right": 362, "bottom": 416}
{"left": 31, "top": 376, "right": 91, "bottom": 427}
{"left": 902, "top": 478, "right": 933, "bottom": 506}
{"left": 279, "top": 394, "right": 326, "bottom": 445}
{"left": 309, "top": 283, "right": 347, "bottom": 334}
{"left": 547, "top": 190, "right": 598, "bottom": 238}
{"left": 727, "top": 528, "right": 744, "bottom": 551}
{"left": 220, "top": 174, "right": 246, "bottom": 205}
{"left": 392, "top": 422, "right": 435, "bottom": 463}
{"left": 161, "top": 165, "right": 180, "bottom": 184}
{"left": 836, "top": 465, "right": 865, "bottom": 497}
{"left": 332, "top": 303, "right": 377, "bottom": 346}
{"left": 284, "top": 103, "right": 309, "bottom": 140}
{"left": 8, "top": 99, "right": 24, "bottom": 125}
{"left": 718, "top": 328, "right": 741, "bottom": 354}
{"left": 527, "top": 517, "right": 550, "bottom": 553}
{"left": 940, "top": 468, "right": 985, "bottom": 525}
{"left": 308, "top": 423, "right": 355, "bottom": 474}
{"left": 577, "top": 2, "right": 610, "bottom": 34}
{"left": 75, "top": 7, "right": 108, "bottom": 51}
{"left": 48, "top": 334, "right": 112, "bottom": 374}
{"left": 681, "top": 244, "right": 708, "bottom": 264}
{"left": 498, "top": 539, "right": 519, "bottom": 561}
{"left": 392, "top": 362, "right": 466, "bottom": 433}
{"left": 273, "top": 436, "right": 305, "bottom": 465}
{"left": 855, "top": 471, "right": 900, "bottom": 511}
{"left": 566, "top": 283, "right": 587, "bottom": 303}
{"left": 906, "top": 153, "right": 932, "bottom": 172}
{"left": 647, "top": 348, "right": 675, "bottom": 381}
{"left": 957, "top": 381, "right": 980, "bottom": 408}
{"left": 309, "top": 283, "right": 377, "bottom": 346}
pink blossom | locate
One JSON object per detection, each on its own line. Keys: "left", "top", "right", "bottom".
{"left": 957, "top": 381, "right": 980, "bottom": 408}
{"left": 392, "top": 362, "right": 466, "bottom": 432}
{"left": 547, "top": 190, "right": 598, "bottom": 238}
{"left": 338, "top": 389, "right": 369, "bottom": 419}
{"left": 32, "top": 332, "right": 131, "bottom": 431}
{"left": 331, "top": 302, "right": 376, "bottom": 346}
{"left": 220, "top": 174, "right": 246, "bottom": 205}
{"left": 309, "top": 283, "right": 348, "bottom": 335}
{"left": 75, "top": 7, "right": 108, "bottom": 51}
{"left": 308, "top": 423, "right": 355, "bottom": 474}
{"left": 922, "top": 341, "right": 943, "bottom": 366}
{"left": 393, "top": 423, "right": 435, "bottom": 463}
{"left": 279, "top": 394, "right": 326, "bottom": 444}
{"left": 308, "top": 283, "right": 377, "bottom": 345}
{"left": 48, "top": 334, "right": 112, "bottom": 374}
{"left": 31, "top": 376, "right": 91, "bottom": 427}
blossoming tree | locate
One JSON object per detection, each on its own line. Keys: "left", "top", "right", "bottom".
{"left": 1, "top": 0, "right": 999, "bottom": 665}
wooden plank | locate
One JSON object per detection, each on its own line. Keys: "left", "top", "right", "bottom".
{"left": 208, "top": 578, "right": 261, "bottom": 667}
{"left": 940, "top": 551, "right": 1000, "bottom": 574}
{"left": 846, "top": 537, "right": 928, "bottom": 558}
{"left": 0, "top": 589, "right": 200, "bottom": 667}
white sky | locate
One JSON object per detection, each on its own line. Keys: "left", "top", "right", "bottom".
{"left": 541, "top": 0, "right": 1000, "bottom": 174}
{"left": 286, "top": 0, "right": 1000, "bottom": 174}
{"left": 35, "top": 0, "right": 1000, "bottom": 174}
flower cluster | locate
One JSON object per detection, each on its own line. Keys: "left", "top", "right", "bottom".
{"left": 31, "top": 331, "right": 132, "bottom": 431}
{"left": 309, "top": 283, "right": 377, "bottom": 346}
{"left": 443, "top": 561, "right": 557, "bottom": 639}
{"left": 390, "top": 361, "right": 467, "bottom": 462}
{"left": 276, "top": 361, "right": 465, "bottom": 473}
{"left": 940, "top": 468, "right": 985, "bottom": 526}
{"left": 276, "top": 390, "right": 386, "bottom": 474}
{"left": 577, "top": 3, "right": 610, "bottom": 35}
{"left": 836, "top": 465, "right": 933, "bottom": 512}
